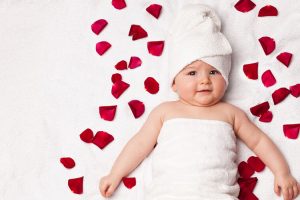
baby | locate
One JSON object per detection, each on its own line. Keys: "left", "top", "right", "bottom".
{"left": 99, "top": 4, "right": 300, "bottom": 200}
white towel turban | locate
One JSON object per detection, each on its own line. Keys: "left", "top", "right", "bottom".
{"left": 167, "top": 4, "right": 232, "bottom": 88}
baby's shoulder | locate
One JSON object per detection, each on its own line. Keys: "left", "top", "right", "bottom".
{"left": 217, "top": 102, "right": 247, "bottom": 119}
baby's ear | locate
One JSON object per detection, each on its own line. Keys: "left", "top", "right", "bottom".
{"left": 171, "top": 81, "right": 177, "bottom": 92}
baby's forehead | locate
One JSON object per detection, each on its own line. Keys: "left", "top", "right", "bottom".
{"left": 183, "top": 61, "right": 217, "bottom": 70}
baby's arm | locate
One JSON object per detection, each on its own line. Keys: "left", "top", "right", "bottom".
{"left": 233, "top": 107, "right": 300, "bottom": 200}
{"left": 99, "top": 103, "right": 165, "bottom": 198}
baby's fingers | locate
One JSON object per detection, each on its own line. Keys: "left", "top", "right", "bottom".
{"left": 105, "top": 182, "right": 118, "bottom": 197}
{"left": 282, "top": 187, "right": 291, "bottom": 200}
{"left": 274, "top": 184, "right": 281, "bottom": 196}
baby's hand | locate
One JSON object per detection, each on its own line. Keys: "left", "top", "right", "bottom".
{"left": 99, "top": 174, "right": 121, "bottom": 198}
{"left": 274, "top": 173, "right": 300, "bottom": 200}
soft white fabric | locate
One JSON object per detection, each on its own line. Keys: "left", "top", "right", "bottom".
{"left": 145, "top": 118, "right": 239, "bottom": 200}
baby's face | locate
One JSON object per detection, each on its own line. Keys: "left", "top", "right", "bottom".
{"left": 172, "top": 60, "right": 226, "bottom": 107}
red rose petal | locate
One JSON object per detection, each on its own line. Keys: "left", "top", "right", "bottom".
{"left": 276, "top": 52, "right": 293, "bottom": 67}
{"left": 243, "top": 62, "right": 258, "bottom": 80}
{"left": 111, "top": 73, "right": 122, "bottom": 83}
{"left": 122, "top": 177, "right": 136, "bottom": 189}
{"left": 91, "top": 19, "right": 108, "bottom": 35}
{"left": 250, "top": 101, "right": 270, "bottom": 117}
{"left": 234, "top": 0, "right": 256, "bottom": 13}
{"left": 80, "top": 128, "right": 94, "bottom": 143}
{"left": 258, "top": 5, "right": 278, "bottom": 17}
{"left": 247, "top": 156, "right": 265, "bottom": 172}
{"left": 96, "top": 41, "right": 111, "bottom": 56}
{"left": 290, "top": 84, "right": 300, "bottom": 97}
{"left": 68, "top": 176, "right": 83, "bottom": 194}
{"left": 128, "top": 56, "right": 142, "bottom": 69}
{"left": 238, "top": 161, "right": 255, "bottom": 178}
{"left": 111, "top": 80, "right": 130, "bottom": 99}
{"left": 112, "top": 0, "right": 126, "bottom": 10}
{"left": 259, "top": 111, "right": 273, "bottom": 123}
{"left": 129, "top": 25, "right": 148, "bottom": 41}
{"left": 261, "top": 69, "right": 276, "bottom": 87}
{"left": 115, "top": 60, "right": 128, "bottom": 70}
{"left": 272, "top": 87, "right": 290, "bottom": 105}
{"left": 147, "top": 41, "right": 164, "bottom": 56}
{"left": 128, "top": 100, "right": 145, "bottom": 118}
{"left": 238, "top": 177, "right": 258, "bottom": 193}
{"left": 99, "top": 105, "right": 117, "bottom": 121}
{"left": 283, "top": 124, "right": 300, "bottom": 139}
{"left": 144, "top": 77, "right": 159, "bottom": 94}
{"left": 60, "top": 157, "right": 76, "bottom": 169}
{"left": 259, "top": 36, "right": 276, "bottom": 55}
{"left": 238, "top": 189, "right": 259, "bottom": 200}
{"left": 92, "top": 131, "right": 114, "bottom": 149}
{"left": 146, "top": 4, "right": 162, "bottom": 19}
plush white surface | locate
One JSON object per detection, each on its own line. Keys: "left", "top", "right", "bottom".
{"left": 0, "top": 0, "right": 299, "bottom": 200}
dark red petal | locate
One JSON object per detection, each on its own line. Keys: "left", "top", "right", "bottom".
{"left": 115, "top": 60, "right": 128, "bottom": 70}
{"left": 290, "top": 84, "right": 300, "bottom": 97}
{"left": 238, "top": 189, "right": 259, "bottom": 200}
{"left": 261, "top": 69, "right": 276, "bottom": 87}
{"left": 96, "top": 41, "right": 111, "bottom": 56}
{"left": 276, "top": 52, "right": 293, "bottom": 67}
{"left": 146, "top": 4, "right": 162, "bottom": 19}
{"left": 111, "top": 73, "right": 122, "bottom": 83}
{"left": 112, "top": 0, "right": 126, "bottom": 10}
{"left": 99, "top": 105, "right": 117, "bottom": 121}
{"left": 68, "top": 176, "right": 84, "bottom": 194}
{"left": 234, "top": 0, "right": 256, "bottom": 13}
{"left": 60, "top": 157, "right": 76, "bottom": 169}
{"left": 91, "top": 19, "right": 108, "bottom": 35}
{"left": 144, "top": 77, "right": 159, "bottom": 94}
{"left": 247, "top": 156, "right": 265, "bottom": 172}
{"left": 259, "top": 111, "right": 273, "bottom": 123}
{"left": 250, "top": 101, "right": 270, "bottom": 117}
{"left": 238, "top": 177, "right": 258, "bottom": 193}
{"left": 80, "top": 128, "right": 94, "bottom": 143}
{"left": 238, "top": 161, "right": 255, "bottom": 178}
{"left": 128, "top": 100, "right": 145, "bottom": 118}
{"left": 128, "top": 25, "right": 148, "bottom": 41}
{"left": 122, "top": 177, "right": 136, "bottom": 189}
{"left": 147, "top": 41, "right": 164, "bottom": 56}
{"left": 111, "top": 80, "right": 130, "bottom": 99}
{"left": 259, "top": 36, "right": 276, "bottom": 55}
{"left": 272, "top": 87, "right": 290, "bottom": 105}
{"left": 92, "top": 131, "right": 114, "bottom": 149}
{"left": 258, "top": 5, "right": 278, "bottom": 17}
{"left": 128, "top": 56, "right": 142, "bottom": 69}
{"left": 283, "top": 124, "right": 300, "bottom": 139}
{"left": 243, "top": 62, "right": 258, "bottom": 80}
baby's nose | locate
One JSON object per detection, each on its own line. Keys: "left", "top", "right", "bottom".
{"left": 198, "top": 75, "right": 210, "bottom": 84}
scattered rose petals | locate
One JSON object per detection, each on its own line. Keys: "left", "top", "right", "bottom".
{"left": 115, "top": 60, "right": 127, "bottom": 70}
{"left": 91, "top": 19, "right": 108, "bottom": 35}
{"left": 243, "top": 62, "right": 258, "bottom": 80}
{"left": 122, "top": 177, "right": 136, "bottom": 189}
{"left": 147, "top": 41, "right": 164, "bottom": 56}
{"left": 272, "top": 87, "right": 290, "bottom": 105}
{"left": 128, "top": 100, "right": 145, "bottom": 118}
{"left": 283, "top": 124, "right": 300, "bottom": 139}
{"left": 99, "top": 105, "right": 117, "bottom": 121}
{"left": 258, "top": 5, "right": 278, "bottom": 17}
{"left": 247, "top": 156, "right": 265, "bottom": 172}
{"left": 250, "top": 101, "right": 270, "bottom": 117}
{"left": 238, "top": 187, "right": 259, "bottom": 200}
{"left": 290, "top": 84, "right": 300, "bottom": 97}
{"left": 276, "top": 52, "right": 293, "bottom": 67}
{"left": 234, "top": 0, "right": 256, "bottom": 13}
{"left": 80, "top": 128, "right": 94, "bottom": 143}
{"left": 112, "top": 80, "right": 130, "bottom": 99}
{"left": 129, "top": 25, "right": 148, "bottom": 40}
{"left": 128, "top": 56, "right": 142, "bottom": 69}
{"left": 146, "top": 4, "right": 162, "bottom": 19}
{"left": 259, "top": 111, "right": 273, "bottom": 123}
{"left": 111, "top": 73, "right": 122, "bottom": 83}
{"left": 238, "top": 177, "right": 258, "bottom": 193}
{"left": 261, "top": 69, "right": 276, "bottom": 87}
{"left": 112, "top": 0, "right": 126, "bottom": 9}
{"left": 144, "top": 77, "right": 159, "bottom": 94}
{"left": 60, "top": 157, "right": 76, "bottom": 169}
{"left": 68, "top": 176, "right": 84, "bottom": 194}
{"left": 96, "top": 41, "right": 111, "bottom": 56}
{"left": 238, "top": 161, "right": 255, "bottom": 178}
{"left": 259, "top": 36, "right": 276, "bottom": 55}
{"left": 92, "top": 131, "right": 114, "bottom": 149}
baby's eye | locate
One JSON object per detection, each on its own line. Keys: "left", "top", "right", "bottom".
{"left": 187, "top": 71, "right": 196, "bottom": 76}
{"left": 210, "top": 70, "right": 220, "bottom": 75}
